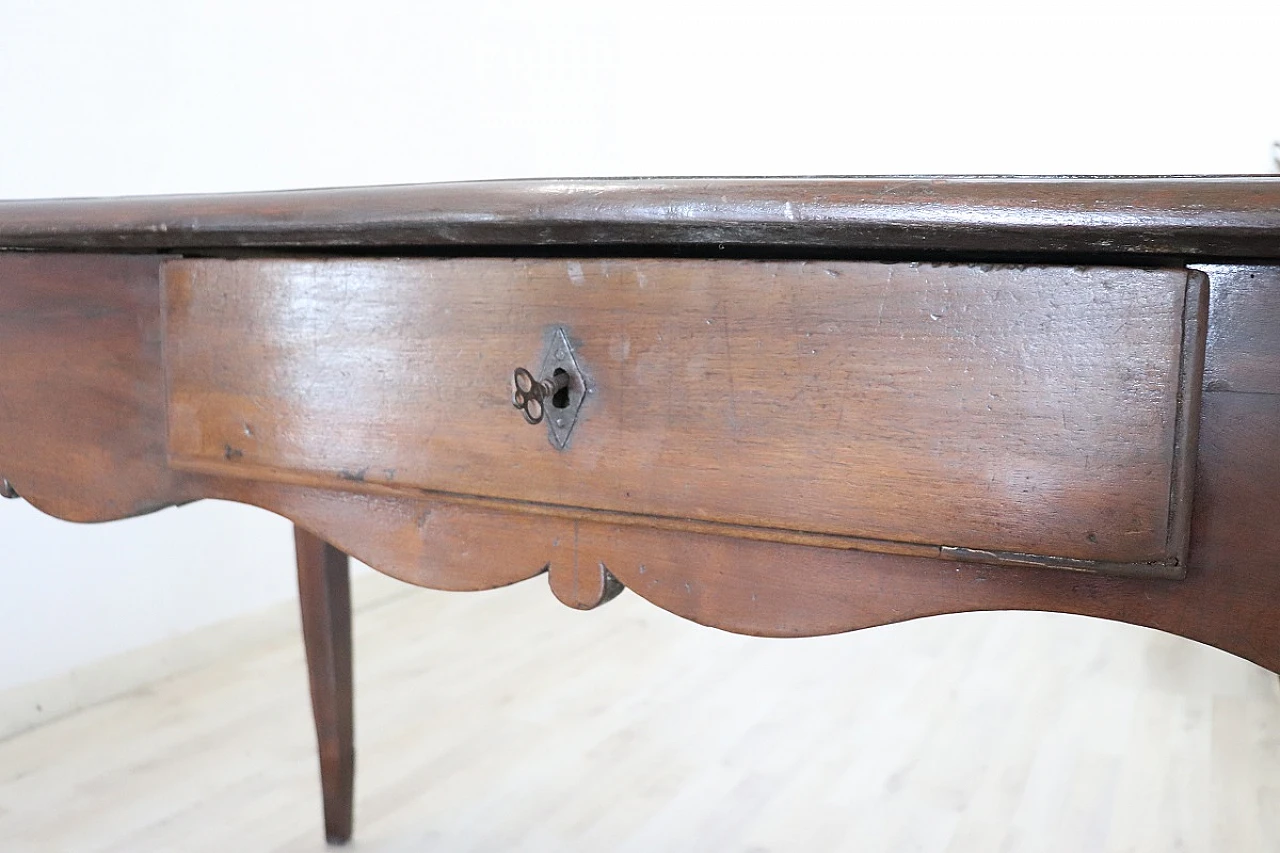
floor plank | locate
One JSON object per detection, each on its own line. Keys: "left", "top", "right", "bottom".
{"left": 0, "top": 572, "right": 1277, "bottom": 852}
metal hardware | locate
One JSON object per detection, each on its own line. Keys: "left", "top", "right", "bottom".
{"left": 511, "top": 327, "right": 588, "bottom": 449}
{"left": 512, "top": 367, "right": 570, "bottom": 425}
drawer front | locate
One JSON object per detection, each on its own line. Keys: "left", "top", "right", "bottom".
{"left": 163, "top": 258, "right": 1200, "bottom": 573}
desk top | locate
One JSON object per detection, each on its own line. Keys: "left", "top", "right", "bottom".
{"left": 2, "top": 176, "right": 1280, "bottom": 260}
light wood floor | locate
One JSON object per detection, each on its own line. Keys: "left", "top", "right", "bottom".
{"left": 2, "top": 571, "right": 1279, "bottom": 852}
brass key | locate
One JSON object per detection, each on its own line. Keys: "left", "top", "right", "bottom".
{"left": 512, "top": 366, "right": 571, "bottom": 425}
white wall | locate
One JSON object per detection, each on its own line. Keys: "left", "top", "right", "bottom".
{"left": 0, "top": 1, "right": 1276, "bottom": 692}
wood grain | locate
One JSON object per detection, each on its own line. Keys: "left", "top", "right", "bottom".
{"left": 165, "top": 258, "right": 1194, "bottom": 568}
{"left": 207, "top": 481, "right": 615, "bottom": 609}
{"left": 294, "top": 527, "right": 354, "bottom": 845}
{"left": 0, "top": 253, "right": 194, "bottom": 520}
{"left": 3, "top": 177, "right": 1280, "bottom": 261}
{"left": 183, "top": 390, "right": 1280, "bottom": 672}
{"left": 212, "top": 483, "right": 554, "bottom": 593}
{"left": 2, "top": 180, "right": 1277, "bottom": 851}
{"left": 1200, "top": 264, "right": 1280, "bottom": 394}
{"left": 591, "top": 390, "right": 1280, "bottom": 670}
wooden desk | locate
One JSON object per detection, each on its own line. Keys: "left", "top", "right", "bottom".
{"left": 1, "top": 177, "right": 1277, "bottom": 844}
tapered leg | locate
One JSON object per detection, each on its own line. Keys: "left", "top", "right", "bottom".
{"left": 295, "top": 526, "right": 354, "bottom": 845}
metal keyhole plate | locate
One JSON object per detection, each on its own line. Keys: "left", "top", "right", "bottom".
{"left": 535, "top": 327, "right": 588, "bottom": 449}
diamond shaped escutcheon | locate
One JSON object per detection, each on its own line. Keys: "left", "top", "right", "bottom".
{"left": 537, "top": 327, "right": 587, "bottom": 450}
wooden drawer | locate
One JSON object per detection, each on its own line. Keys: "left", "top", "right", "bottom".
{"left": 162, "top": 258, "right": 1203, "bottom": 578}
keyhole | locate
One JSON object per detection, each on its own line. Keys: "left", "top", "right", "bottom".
{"left": 551, "top": 368, "right": 571, "bottom": 409}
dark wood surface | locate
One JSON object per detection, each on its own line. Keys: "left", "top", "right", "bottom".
{"left": 1, "top": 179, "right": 1277, "bottom": 845}
{"left": 526, "top": 391, "right": 1280, "bottom": 673}
{"left": 1201, "top": 264, "right": 1280, "bottom": 394}
{"left": 295, "top": 527, "right": 354, "bottom": 845}
{"left": 163, "top": 257, "right": 1197, "bottom": 571}
{"left": 1, "top": 177, "right": 1279, "bottom": 261}
{"left": 224, "top": 483, "right": 556, "bottom": 592}
{"left": 187, "top": 388, "right": 1275, "bottom": 674}
{"left": 0, "top": 254, "right": 195, "bottom": 520}
{"left": 0, "top": 246, "right": 1270, "bottom": 658}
